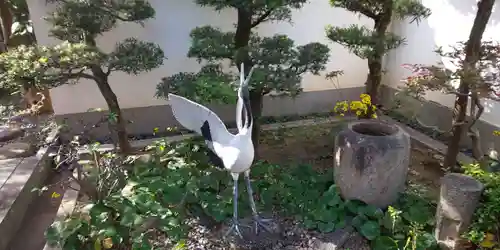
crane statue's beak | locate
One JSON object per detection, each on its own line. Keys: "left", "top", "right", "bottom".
{"left": 239, "top": 63, "right": 255, "bottom": 88}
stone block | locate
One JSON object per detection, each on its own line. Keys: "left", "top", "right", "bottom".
{"left": 435, "top": 173, "right": 484, "bottom": 250}
{"left": 0, "top": 142, "right": 35, "bottom": 160}
{"left": 0, "top": 154, "right": 53, "bottom": 250}
{"left": 0, "top": 126, "right": 24, "bottom": 143}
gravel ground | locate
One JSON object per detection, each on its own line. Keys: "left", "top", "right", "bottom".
{"left": 169, "top": 213, "right": 370, "bottom": 250}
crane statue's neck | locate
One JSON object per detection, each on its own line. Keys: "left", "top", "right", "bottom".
{"left": 235, "top": 130, "right": 254, "bottom": 157}
{"left": 239, "top": 126, "right": 252, "bottom": 138}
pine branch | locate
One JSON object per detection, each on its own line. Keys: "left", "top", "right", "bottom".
{"left": 251, "top": 8, "right": 274, "bottom": 28}
{"left": 329, "top": 0, "right": 378, "bottom": 19}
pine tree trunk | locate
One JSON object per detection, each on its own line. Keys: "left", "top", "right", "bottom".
{"left": 85, "top": 37, "right": 132, "bottom": 154}
{"left": 443, "top": 0, "right": 495, "bottom": 171}
{"left": 249, "top": 91, "right": 263, "bottom": 157}
{"left": 234, "top": 8, "right": 263, "bottom": 157}
{"left": 0, "top": 24, "right": 5, "bottom": 53}
{"left": 90, "top": 66, "right": 132, "bottom": 154}
{"left": 364, "top": 1, "right": 392, "bottom": 118}
{"left": 0, "top": 0, "right": 12, "bottom": 49}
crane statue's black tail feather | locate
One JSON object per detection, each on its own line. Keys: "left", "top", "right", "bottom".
{"left": 206, "top": 150, "right": 225, "bottom": 169}
{"left": 200, "top": 120, "right": 224, "bottom": 169}
{"left": 200, "top": 121, "right": 212, "bottom": 141}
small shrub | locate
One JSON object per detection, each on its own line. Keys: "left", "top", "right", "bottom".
{"left": 463, "top": 163, "right": 500, "bottom": 249}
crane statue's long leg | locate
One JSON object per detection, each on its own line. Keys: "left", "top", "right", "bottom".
{"left": 224, "top": 173, "right": 250, "bottom": 239}
{"left": 244, "top": 170, "right": 273, "bottom": 234}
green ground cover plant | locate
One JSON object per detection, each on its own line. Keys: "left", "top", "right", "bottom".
{"left": 45, "top": 135, "right": 438, "bottom": 250}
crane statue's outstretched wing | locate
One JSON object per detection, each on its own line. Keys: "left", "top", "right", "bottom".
{"left": 168, "top": 93, "right": 234, "bottom": 146}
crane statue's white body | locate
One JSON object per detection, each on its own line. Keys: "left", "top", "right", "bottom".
{"left": 168, "top": 63, "right": 271, "bottom": 238}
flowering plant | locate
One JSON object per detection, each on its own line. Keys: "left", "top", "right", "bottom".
{"left": 333, "top": 94, "right": 378, "bottom": 119}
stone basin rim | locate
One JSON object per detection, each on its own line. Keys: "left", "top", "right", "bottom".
{"left": 347, "top": 119, "right": 405, "bottom": 137}
{"left": 441, "top": 173, "right": 485, "bottom": 191}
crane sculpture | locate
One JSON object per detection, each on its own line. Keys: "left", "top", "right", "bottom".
{"left": 168, "top": 63, "right": 272, "bottom": 238}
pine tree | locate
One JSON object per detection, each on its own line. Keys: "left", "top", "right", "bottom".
{"left": 156, "top": 0, "right": 331, "bottom": 155}
{"left": 326, "top": 0, "right": 430, "bottom": 116}
{"left": 0, "top": 0, "right": 165, "bottom": 153}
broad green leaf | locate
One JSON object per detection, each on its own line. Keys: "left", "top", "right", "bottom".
{"left": 327, "top": 193, "right": 342, "bottom": 207}
{"left": 98, "top": 226, "right": 117, "bottom": 238}
{"left": 359, "top": 220, "right": 381, "bottom": 240}
{"left": 360, "top": 205, "right": 384, "bottom": 219}
{"left": 352, "top": 215, "right": 365, "bottom": 228}
{"left": 345, "top": 200, "right": 364, "bottom": 214}
{"left": 335, "top": 219, "right": 346, "bottom": 230}
{"left": 304, "top": 218, "right": 316, "bottom": 229}
{"left": 415, "top": 232, "right": 437, "bottom": 250}
{"left": 61, "top": 218, "right": 85, "bottom": 239}
{"left": 119, "top": 206, "right": 139, "bottom": 227}
{"left": 403, "top": 206, "right": 431, "bottom": 225}
{"left": 94, "top": 238, "right": 102, "bottom": 250}
{"left": 318, "top": 222, "right": 336, "bottom": 232}
{"left": 372, "top": 236, "right": 399, "bottom": 250}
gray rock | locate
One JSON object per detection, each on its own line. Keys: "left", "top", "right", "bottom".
{"left": 0, "top": 142, "right": 35, "bottom": 159}
{"left": 0, "top": 126, "right": 24, "bottom": 142}
{"left": 435, "top": 173, "right": 484, "bottom": 249}
{"left": 334, "top": 120, "right": 411, "bottom": 208}
{"left": 342, "top": 233, "right": 371, "bottom": 250}
{"left": 183, "top": 214, "right": 371, "bottom": 250}
{"left": 313, "top": 226, "right": 370, "bottom": 250}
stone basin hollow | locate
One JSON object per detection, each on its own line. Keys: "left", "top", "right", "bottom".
{"left": 350, "top": 121, "right": 398, "bottom": 137}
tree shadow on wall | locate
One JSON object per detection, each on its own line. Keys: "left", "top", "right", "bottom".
{"left": 384, "top": 12, "right": 449, "bottom": 130}
{"left": 448, "top": 0, "right": 500, "bottom": 25}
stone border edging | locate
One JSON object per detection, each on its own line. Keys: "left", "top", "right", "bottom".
{"left": 42, "top": 174, "right": 80, "bottom": 250}
{"left": 76, "top": 116, "right": 356, "bottom": 158}
{"left": 0, "top": 126, "right": 60, "bottom": 250}
{"left": 380, "top": 116, "right": 474, "bottom": 165}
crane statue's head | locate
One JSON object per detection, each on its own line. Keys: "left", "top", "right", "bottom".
{"left": 238, "top": 63, "right": 254, "bottom": 132}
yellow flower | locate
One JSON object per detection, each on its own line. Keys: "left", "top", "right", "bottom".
{"left": 350, "top": 101, "right": 365, "bottom": 110}
{"left": 102, "top": 238, "right": 113, "bottom": 249}
{"left": 51, "top": 192, "right": 61, "bottom": 198}
{"left": 333, "top": 101, "right": 349, "bottom": 115}
{"left": 333, "top": 96, "right": 377, "bottom": 119}
{"left": 333, "top": 103, "right": 340, "bottom": 112}
{"left": 342, "top": 104, "right": 348, "bottom": 112}
{"left": 480, "top": 233, "right": 496, "bottom": 248}
{"left": 360, "top": 94, "right": 371, "bottom": 104}
{"left": 494, "top": 130, "right": 500, "bottom": 136}
{"left": 38, "top": 57, "right": 48, "bottom": 64}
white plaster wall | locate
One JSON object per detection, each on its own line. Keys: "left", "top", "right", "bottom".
{"left": 27, "top": 0, "right": 372, "bottom": 115}
{"left": 384, "top": 0, "right": 500, "bottom": 126}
